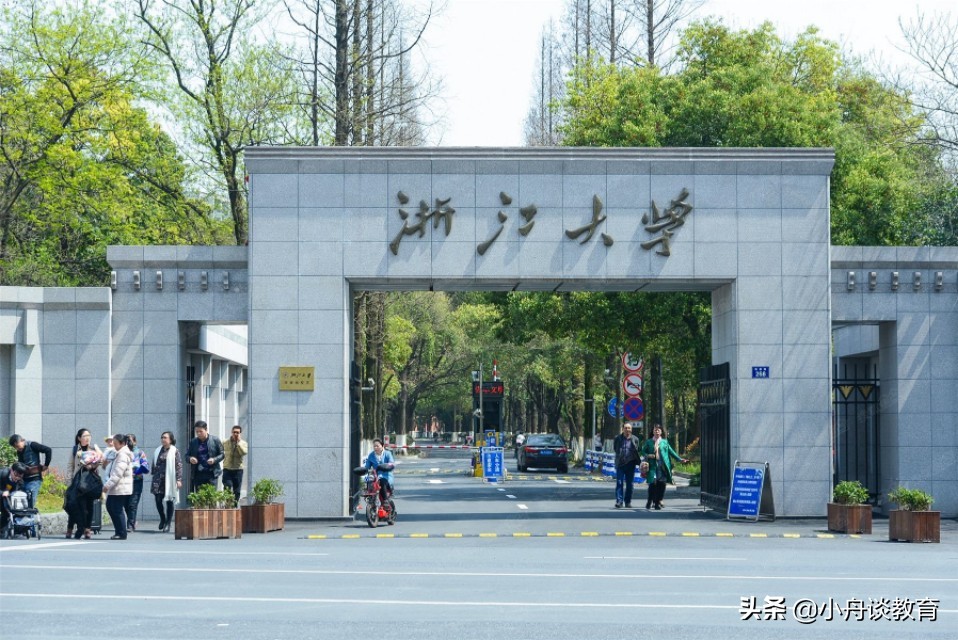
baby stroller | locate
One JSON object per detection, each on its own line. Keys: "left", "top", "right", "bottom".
{"left": 2, "top": 490, "right": 42, "bottom": 540}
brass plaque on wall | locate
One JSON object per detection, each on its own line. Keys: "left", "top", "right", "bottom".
{"left": 279, "top": 366, "right": 315, "bottom": 391}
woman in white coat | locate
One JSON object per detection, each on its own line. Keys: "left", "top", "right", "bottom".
{"left": 102, "top": 433, "right": 133, "bottom": 540}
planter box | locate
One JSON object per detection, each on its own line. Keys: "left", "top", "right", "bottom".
{"left": 241, "top": 503, "right": 285, "bottom": 533}
{"left": 827, "top": 503, "right": 872, "bottom": 534}
{"left": 888, "top": 510, "right": 940, "bottom": 543}
{"left": 175, "top": 508, "right": 242, "bottom": 540}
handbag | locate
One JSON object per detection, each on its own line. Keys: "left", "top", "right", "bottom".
{"left": 77, "top": 468, "right": 103, "bottom": 497}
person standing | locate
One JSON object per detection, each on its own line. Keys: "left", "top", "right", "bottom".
{"left": 514, "top": 431, "right": 525, "bottom": 459}
{"left": 65, "top": 429, "right": 102, "bottom": 539}
{"left": 187, "top": 420, "right": 224, "bottom": 492}
{"left": 125, "top": 434, "right": 149, "bottom": 531}
{"left": 612, "top": 423, "right": 642, "bottom": 508}
{"left": 102, "top": 434, "right": 133, "bottom": 540}
{"left": 643, "top": 424, "right": 689, "bottom": 510}
{"left": 8, "top": 434, "right": 52, "bottom": 509}
{"left": 222, "top": 425, "right": 248, "bottom": 504}
{"left": 152, "top": 431, "right": 183, "bottom": 533}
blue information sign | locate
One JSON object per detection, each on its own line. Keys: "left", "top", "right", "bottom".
{"left": 752, "top": 366, "right": 770, "bottom": 379}
{"left": 481, "top": 447, "right": 504, "bottom": 482}
{"left": 727, "top": 461, "right": 774, "bottom": 521}
{"left": 607, "top": 397, "right": 623, "bottom": 418}
{"left": 728, "top": 466, "right": 763, "bottom": 517}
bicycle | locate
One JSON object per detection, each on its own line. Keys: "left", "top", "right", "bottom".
{"left": 352, "top": 464, "right": 396, "bottom": 528}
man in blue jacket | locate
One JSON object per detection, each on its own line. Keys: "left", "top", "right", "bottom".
{"left": 187, "top": 421, "right": 224, "bottom": 492}
{"left": 612, "top": 423, "right": 642, "bottom": 508}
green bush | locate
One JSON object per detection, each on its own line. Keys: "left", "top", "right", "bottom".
{"left": 251, "top": 478, "right": 284, "bottom": 505}
{"left": 832, "top": 480, "right": 869, "bottom": 505}
{"left": 888, "top": 487, "right": 934, "bottom": 511}
{"left": 0, "top": 440, "right": 16, "bottom": 467}
{"left": 187, "top": 483, "right": 236, "bottom": 509}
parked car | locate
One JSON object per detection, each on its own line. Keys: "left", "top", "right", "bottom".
{"left": 517, "top": 433, "right": 569, "bottom": 473}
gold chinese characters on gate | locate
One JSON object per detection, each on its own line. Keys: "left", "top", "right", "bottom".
{"left": 387, "top": 188, "right": 693, "bottom": 257}
{"left": 279, "top": 367, "right": 315, "bottom": 391}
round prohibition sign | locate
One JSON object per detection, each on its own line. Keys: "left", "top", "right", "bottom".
{"left": 622, "top": 352, "right": 644, "bottom": 373}
{"left": 623, "top": 373, "right": 643, "bottom": 397}
{"left": 623, "top": 396, "right": 644, "bottom": 421}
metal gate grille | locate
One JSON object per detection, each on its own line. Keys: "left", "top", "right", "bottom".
{"left": 698, "top": 362, "right": 730, "bottom": 511}
{"left": 832, "top": 362, "right": 880, "bottom": 502}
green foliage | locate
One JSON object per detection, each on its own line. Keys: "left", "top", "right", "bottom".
{"left": 250, "top": 478, "right": 284, "bottom": 505}
{"left": 887, "top": 486, "right": 934, "bottom": 511}
{"left": 558, "top": 19, "right": 950, "bottom": 248}
{"left": 832, "top": 480, "right": 869, "bottom": 505}
{"left": 187, "top": 483, "right": 236, "bottom": 509}
{"left": 0, "top": 440, "right": 16, "bottom": 467}
{"left": 0, "top": 0, "right": 227, "bottom": 286}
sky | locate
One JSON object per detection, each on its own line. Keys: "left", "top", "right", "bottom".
{"left": 420, "top": 0, "right": 955, "bottom": 147}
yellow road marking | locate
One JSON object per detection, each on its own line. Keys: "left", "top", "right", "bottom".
{"left": 614, "top": 531, "right": 633, "bottom": 537}
{"left": 341, "top": 534, "right": 360, "bottom": 539}
{"left": 580, "top": 532, "right": 599, "bottom": 537}
{"left": 649, "top": 532, "right": 667, "bottom": 537}
{"left": 410, "top": 533, "right": 429, "bottom": 538}
{"left": 749, "top": 533, "right": 767, "bottom": 538}
{"left": 376, "top": 533, "right": 394, "bottom": 538}
{"left": 816, "top": 533, "right": 835, "bottom": 539}
{"left": 681, "top": 532, "right": 700, "bottom": 537}
{"left": 512, "top": 532, "right": 531, "bottom": 537}
{"left": 547, "top": 532, "right": 565, "bottom": 537}
{"left": 479, "top": 533, "right": 497, "bottom": 538}
{"left": 715, "top": 533, "right": 734, "bottom": 537}
{"left": 783, "top": 533, "right": 801, "bottom": 538}
{"left": 444, "top": 533, "right": 463, "bottom": 538}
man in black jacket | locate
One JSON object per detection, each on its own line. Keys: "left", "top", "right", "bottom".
{"left": 187, "top": 420, "right": 224, "bottom": 492}
{"left": 1, "top": 462, "right": 27, "bottom": 530}
{"left": 9, "top": 435, "right": 52, "bottom": 509}
{"left": 612, "top": 423, "right": 642, "bottom": 508}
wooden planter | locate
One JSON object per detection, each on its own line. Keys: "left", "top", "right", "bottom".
{"left": 241, "top": 503, "right": 285, "bottom": 533}
{"left": 175, "top": 508, "right": 242, "bottom": 540}
{"left": 827, "top": 503, "right": 872, "bottom": 534}
{"left": 889, "top": 510, "right": 940, "bottom": 543}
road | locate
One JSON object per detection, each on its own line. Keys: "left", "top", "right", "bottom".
{"left": 2, "top": 448, "right": 955, "bottom": 639}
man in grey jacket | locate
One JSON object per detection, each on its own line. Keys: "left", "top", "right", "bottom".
{"left": 612, "top": 422, "right": 642, "bottom": 508}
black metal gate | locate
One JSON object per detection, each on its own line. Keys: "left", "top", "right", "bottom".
{"left": 698, "top": 362, "right": 730, "bottom": 511}
{"left": 832, "top": 361, "right": 880, "bottom": 502}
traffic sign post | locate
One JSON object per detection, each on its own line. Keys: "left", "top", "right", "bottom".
{"left": 727, "top": 461, "right": 775, "bottom": 521}
{"left": 481, "top": 447, "right": 505, "bottom": 482}
{"left": 622, "top": 353, "right": 644, "bottom": 373}
{"left": 623, "top": 396, "right": 644, "bottom": 421}
{"left": 607, "top": 397, "right": 623, "bottom": 418}
{"left": 623, "top": 373, "right": 643, "bottom": 397}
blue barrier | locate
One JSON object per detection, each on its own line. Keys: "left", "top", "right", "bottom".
{"left": 585, "top": 449, "right": 646, "bottom": 482}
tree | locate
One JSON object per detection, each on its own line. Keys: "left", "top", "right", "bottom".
{"left": 559, "top": 20, "right": 945, "bottom": 246}
{"left": 899, "top": 10, "right": 958, "bottom": 165}
{"left": 134, "top": 0, "right": 300, "bottom": 245}
{"left": 0, "top": 0, "right": 221, "bottom": 285}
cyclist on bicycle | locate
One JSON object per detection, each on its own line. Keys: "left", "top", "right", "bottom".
{"left": 364, "top": 438, "right": 395, "bottom": 502}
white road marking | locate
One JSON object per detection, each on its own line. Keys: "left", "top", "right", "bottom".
{"left": 554, "top": 479, "right": 570, "bottom": 484}
{"left": 2, "top": 564, "right": 955, "bottom": 583}
{"left": 2, "top": 592, "right": 955, "bottom": 614}
{"left": 585, "top": 556, "right": 747, "bottom": 562}
{"left": 0, "top": 541, "right": 96, "bottom": 552}
{"left": 516, "top": 504, "right": 528, "bottom": 510}
{"left": 426, "top": 479, "right": 444, "bottom": 484}
{"left": 505, "top": 494, "right": 517, "bottom": 499}
{"left": 429, "top": 468, "right": 439, "bottom": 472}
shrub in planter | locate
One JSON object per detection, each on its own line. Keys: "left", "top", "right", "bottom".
{"left": 251, "top": 478, "right": 284, "bottom": 504}
{"left": 827, "top": 480, "right": 872, "bottom": 534}
{"left": 176, "top": 484, "right": 241, "bottom": 540}
{"left": 243, "top": 478, "right": 285, "bottom": 533}
{"left": 887, "top": 487, "right": 939, "bottom": 543}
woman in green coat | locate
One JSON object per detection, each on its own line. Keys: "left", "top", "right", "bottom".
{"left": 642, "top": 424, "right": 687, "bottom": 510}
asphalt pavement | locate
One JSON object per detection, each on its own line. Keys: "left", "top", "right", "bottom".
{"left": 2, "top": 450, "right": 955, "bottom": 639}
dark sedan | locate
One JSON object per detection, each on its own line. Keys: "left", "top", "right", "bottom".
{"left": 516, "top": 433, "right": 569, "bottom": 473}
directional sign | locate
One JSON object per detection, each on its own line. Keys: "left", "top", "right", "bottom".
{"left": 607, "top": 397, "right": 623, "bottom": 418}
{"left": 623, "top": 396, "right": 644, "bottom": 421}
{"left": 622, "top": 353, "right": 644, "bottom": 373}
{"left": 623, "top": 373, "right": 643, "bottom": 397}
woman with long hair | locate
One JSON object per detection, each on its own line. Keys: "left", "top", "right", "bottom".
{"left": 642, "top": 424, "right": 688, "bottom": 510}
{"left": 125, "top": 434, "right": 149, "bottom": 531}
{"left": 151, "top": 431, "right": 182, "bottom": 533}
{"left": 65, "top": 429, "right": 102, "bottom": 539}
